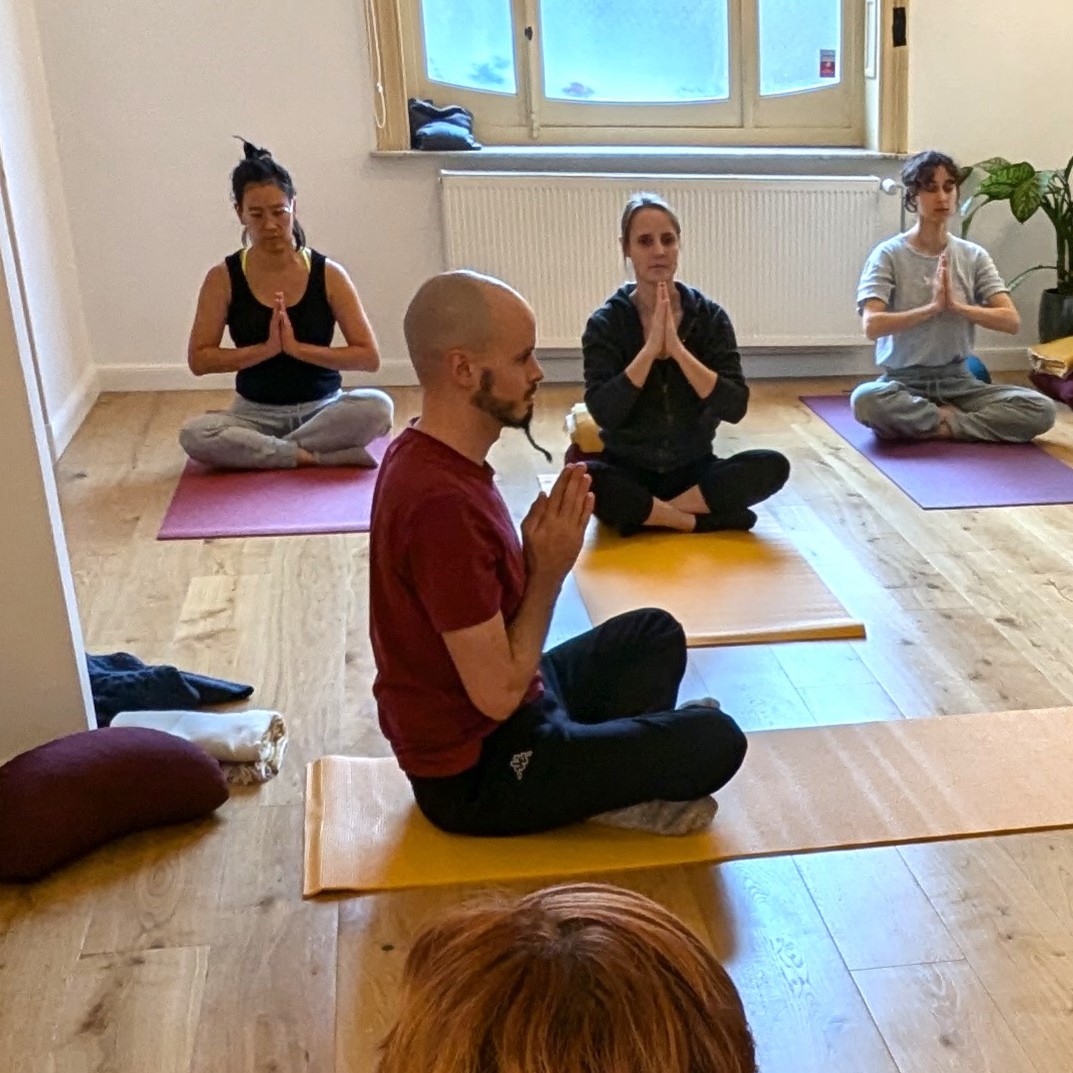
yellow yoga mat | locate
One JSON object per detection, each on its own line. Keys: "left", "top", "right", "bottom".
{"left": 304, "top": 708, "right": 1073, "bottom": 896}
{"left": 567, "top": 512, "right": 864, "bottom": 647}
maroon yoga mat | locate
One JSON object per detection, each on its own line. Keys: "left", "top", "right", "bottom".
{"left": 801, "top": 395, "right": 1073, "bottom": 509}
{"left": 157, "top": 436, "right": 389, "bottom": 540}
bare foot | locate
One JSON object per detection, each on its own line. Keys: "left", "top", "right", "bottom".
{"left": 295, "top": 447, "right": 318, "bottom": 467}
{"left": 932, "top": 406, "right": 957, "bottom": 440}
{"left": 645, "top": 498, "right": 698, "bottom": 532}
{"left": 666, "top": 485, "right": 708, "bottom": 514}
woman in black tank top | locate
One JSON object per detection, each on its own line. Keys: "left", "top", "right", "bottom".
{"left": 179, "top": 140, "right": 394, "bottom": 470}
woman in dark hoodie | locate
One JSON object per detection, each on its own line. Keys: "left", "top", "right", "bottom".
{"left": 581, "top": 193, "right": 789, "bottom": 535}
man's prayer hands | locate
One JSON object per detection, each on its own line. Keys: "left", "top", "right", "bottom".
{"left": 522, "top": 464, "right": 594, "bottom": 584}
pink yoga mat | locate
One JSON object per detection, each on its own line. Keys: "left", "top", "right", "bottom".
{"left": 157, "top": 436, "right": 389, "bottom": 540}
{"left": 801, "top": 395, "right": 1073, "bottom": 509}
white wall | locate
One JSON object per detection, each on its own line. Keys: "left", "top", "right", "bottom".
{"left": 908, "top": 0, "right": 1072, "bottom": 166}
{"left": 0, "top": 170, "right": 94, "bottom": 764}
{"left": 907, "top": 0, "right": 1073, "bottom": 343}
{"left": 25, "top": 0, "right": 1073, "bottom": 397}
{"left": 32, "top": 0, "right": 442, "bottom": 391}
{"left": 0, "top": 0, "right": 98, "bottom": 455}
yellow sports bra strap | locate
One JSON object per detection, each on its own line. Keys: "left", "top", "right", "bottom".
{"left": 239, "top": 246, "right": 310, "bottom": 274}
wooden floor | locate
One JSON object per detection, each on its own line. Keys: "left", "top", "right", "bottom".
{"left": 6, "top": 379, "right": 1073, "bottom": 1071}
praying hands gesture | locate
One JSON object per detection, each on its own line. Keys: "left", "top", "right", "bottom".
{"left": 930, "top": 252, "right": 955, "bottom": 315}
{"left": 522, "top": 464, "right": 594, "bottom": 586}
{"left": 638, "top": 282, "right": 682, "bottom": 362}
{"left": 627, "top": 282, "right": 718, "bottom": 398}
{"left": 274, "top": 292, "right": 298, "bottom": 354}
{"left": 659, "top": 282, "right": 687, "bottom": 361}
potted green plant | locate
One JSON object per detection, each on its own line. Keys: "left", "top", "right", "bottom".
{"left": 959, "top": 156, "right": 1073, "bottom": 342}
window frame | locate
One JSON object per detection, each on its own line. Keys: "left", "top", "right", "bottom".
{"left": 367, "top": 0, "right": 906, "bottom": 152}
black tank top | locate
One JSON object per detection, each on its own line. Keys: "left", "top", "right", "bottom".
{"left": 227, "top": 248, "right": 341, "bottom": 404}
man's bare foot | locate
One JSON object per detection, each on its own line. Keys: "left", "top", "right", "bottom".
{"left": 296, "top": 446, "right": 318, "bottom": 467}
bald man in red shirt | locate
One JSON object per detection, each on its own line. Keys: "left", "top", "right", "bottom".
{"left": 369, "top": 271, "right": 747, "bottom": 836}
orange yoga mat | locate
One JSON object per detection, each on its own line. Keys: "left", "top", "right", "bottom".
{"left": 566, "top": 512, "right": 864, "bottom": 647}
{"left": 304, "top": 708, "right": 1073, "bottom": 896}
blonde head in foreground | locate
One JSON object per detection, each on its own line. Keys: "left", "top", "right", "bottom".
{"left": 376, "top": 881, "right": 757, "bottom": 1073}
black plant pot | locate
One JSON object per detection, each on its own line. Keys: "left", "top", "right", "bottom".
{"left": 1038, "top": 288, "right": 1073, "bottom": 343}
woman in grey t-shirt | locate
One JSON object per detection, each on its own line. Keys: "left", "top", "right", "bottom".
{"left": 852, "top": 150, "right": 1055, "bottom": 442}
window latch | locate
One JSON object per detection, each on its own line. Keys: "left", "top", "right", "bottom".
{"left": 892, "top": 6, "right": 906, "bottom": 47}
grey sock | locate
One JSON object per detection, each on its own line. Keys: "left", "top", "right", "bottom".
{"left": 587, "top": 796, "right": 718, "bottom": 836}
{"left": 678, "top": 696, "right": 722, "bottom": 711}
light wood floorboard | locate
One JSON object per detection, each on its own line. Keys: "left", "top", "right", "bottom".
{"left": 3, "top": 378, "right": 1073, "bottom": 1070}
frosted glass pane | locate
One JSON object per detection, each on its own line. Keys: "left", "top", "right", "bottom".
{"left": 759, "top": 0, "right": 841, "bottom": 96}
{"left": 541, "top": 0, "right": 729, "bottom": 103}
{"left": 421, "top": 0, "right": 516, "bottom": 94}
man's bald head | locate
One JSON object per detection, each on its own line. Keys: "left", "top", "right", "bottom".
{"left": 404, "top": 271, "right": 527, "bottom": 385}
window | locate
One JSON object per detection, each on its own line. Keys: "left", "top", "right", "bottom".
{"left": 392, "top": 0, "right": 866, "bottom": 147}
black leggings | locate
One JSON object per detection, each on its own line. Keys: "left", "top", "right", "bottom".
{"left": 409, "top": 609, "right": 748, "bottom": 836}
{"left": 587, "top": 450, "right": 790, "bottom": 533}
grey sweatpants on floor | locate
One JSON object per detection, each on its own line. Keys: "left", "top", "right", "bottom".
{"left": 179, "top": 389, "right": 394, "bottom": 469}
{"left": 850, "top": 360, "right": 1056, "bottom": 443}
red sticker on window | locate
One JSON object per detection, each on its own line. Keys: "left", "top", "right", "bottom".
{"left": 820, "top": 49, "right": 836, "bottom": 78}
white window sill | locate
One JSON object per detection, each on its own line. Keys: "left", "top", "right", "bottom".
{"left": 371, "top": 145, "right": 901, "bottom": 173}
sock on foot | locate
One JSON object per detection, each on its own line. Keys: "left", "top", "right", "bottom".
{"left": 587, "top": 796, "right": 718, "bottom": 836}
{"left": 693, "top": 508, "right": 757, "bottom": 533}
{"left": 678, "top": 696, "right": 722, "bottom": 711}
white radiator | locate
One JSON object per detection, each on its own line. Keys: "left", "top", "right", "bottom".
{"left": 440, "top": 171, "right": 901, "bottom": 349}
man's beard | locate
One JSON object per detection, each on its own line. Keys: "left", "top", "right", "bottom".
{"left": 472, "top": 369, "right": 552, "bottom": 462}
{"left": 472, "top": 369, "right": 533, "bottom": 429}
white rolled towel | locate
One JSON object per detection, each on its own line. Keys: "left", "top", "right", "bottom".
{"left": 110, "top": 709, "right": 287, "bottom": 784}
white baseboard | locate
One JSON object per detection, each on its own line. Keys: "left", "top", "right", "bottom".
{"left": 49, "top": 365, "right": 100, "bottom": 458}
{"left": 95, "top": 347, "right": 1033, "bottom": 395}
{"left": 538, "top": 345, "right": 1034, "bottom": 382}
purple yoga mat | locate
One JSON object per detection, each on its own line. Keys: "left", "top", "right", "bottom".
{"left": 801, "top": 395, "right": 1073, "bottom": 509}
{"left": 157, "top": 436, "right": 390, "bottom": 540}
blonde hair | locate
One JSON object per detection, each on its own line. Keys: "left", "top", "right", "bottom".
{"left": 620, "top": 192, "right": 682, "bottom": 255}
{"left": 376, "top": 882, "right": 757, "bottom": 1073}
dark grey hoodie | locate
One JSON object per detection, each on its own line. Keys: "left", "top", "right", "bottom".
{"left": 582, "top": 282, "right": 749, "bottom": 473}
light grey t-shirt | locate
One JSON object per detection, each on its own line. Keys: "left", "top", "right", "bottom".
{"left": 856, "top": 232, "right": 1009, "bottom": 369}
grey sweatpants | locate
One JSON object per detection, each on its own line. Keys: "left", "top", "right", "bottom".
{"left": 179, "top": 389, "right": 394, "bottom": 469}
{"left": 850, "top": 360, "right": 1056, "bottom": 443}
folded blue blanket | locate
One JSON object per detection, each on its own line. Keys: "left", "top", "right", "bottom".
{"left": 86, "top": 652, "right": 254, "bottom": 726}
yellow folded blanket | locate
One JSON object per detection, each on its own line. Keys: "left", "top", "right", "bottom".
{"left": 1029, "top": 336, "right": 1073, "bottom": 378}
{"left": 565, "top": 403, "right": 605, "bottom": 454}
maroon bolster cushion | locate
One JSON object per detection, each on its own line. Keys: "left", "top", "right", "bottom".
{"left": 0, "top": 727, "right": 229, "bottom": 882}
{"left": 1029, "top": 369, "right": 1073, "bottom": 409}
{"left": 564, "top": 443, "right": 604, "bottom": 466}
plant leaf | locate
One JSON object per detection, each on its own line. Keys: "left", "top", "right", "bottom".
{"left": 1064, "top": 154, "right": 1073, "bottom": 182}
{"left": 956, "top": 165, "right": 975, "bottom": 187}
{"left": 973, "top": 156, "right": 1011, "bottom": 173}
{"left": 1010, "top": 178, "right": 1042, "bottom": 222}
{"left": 978, "top": 162, "right": 1037, "bottom": 199}
{"left": 1036, "top": 169, "right": 1059, "bottom": 196}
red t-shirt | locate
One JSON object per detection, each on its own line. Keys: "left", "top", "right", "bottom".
{"left": 369, "top": 427, "right": 543, "bottom": 777}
